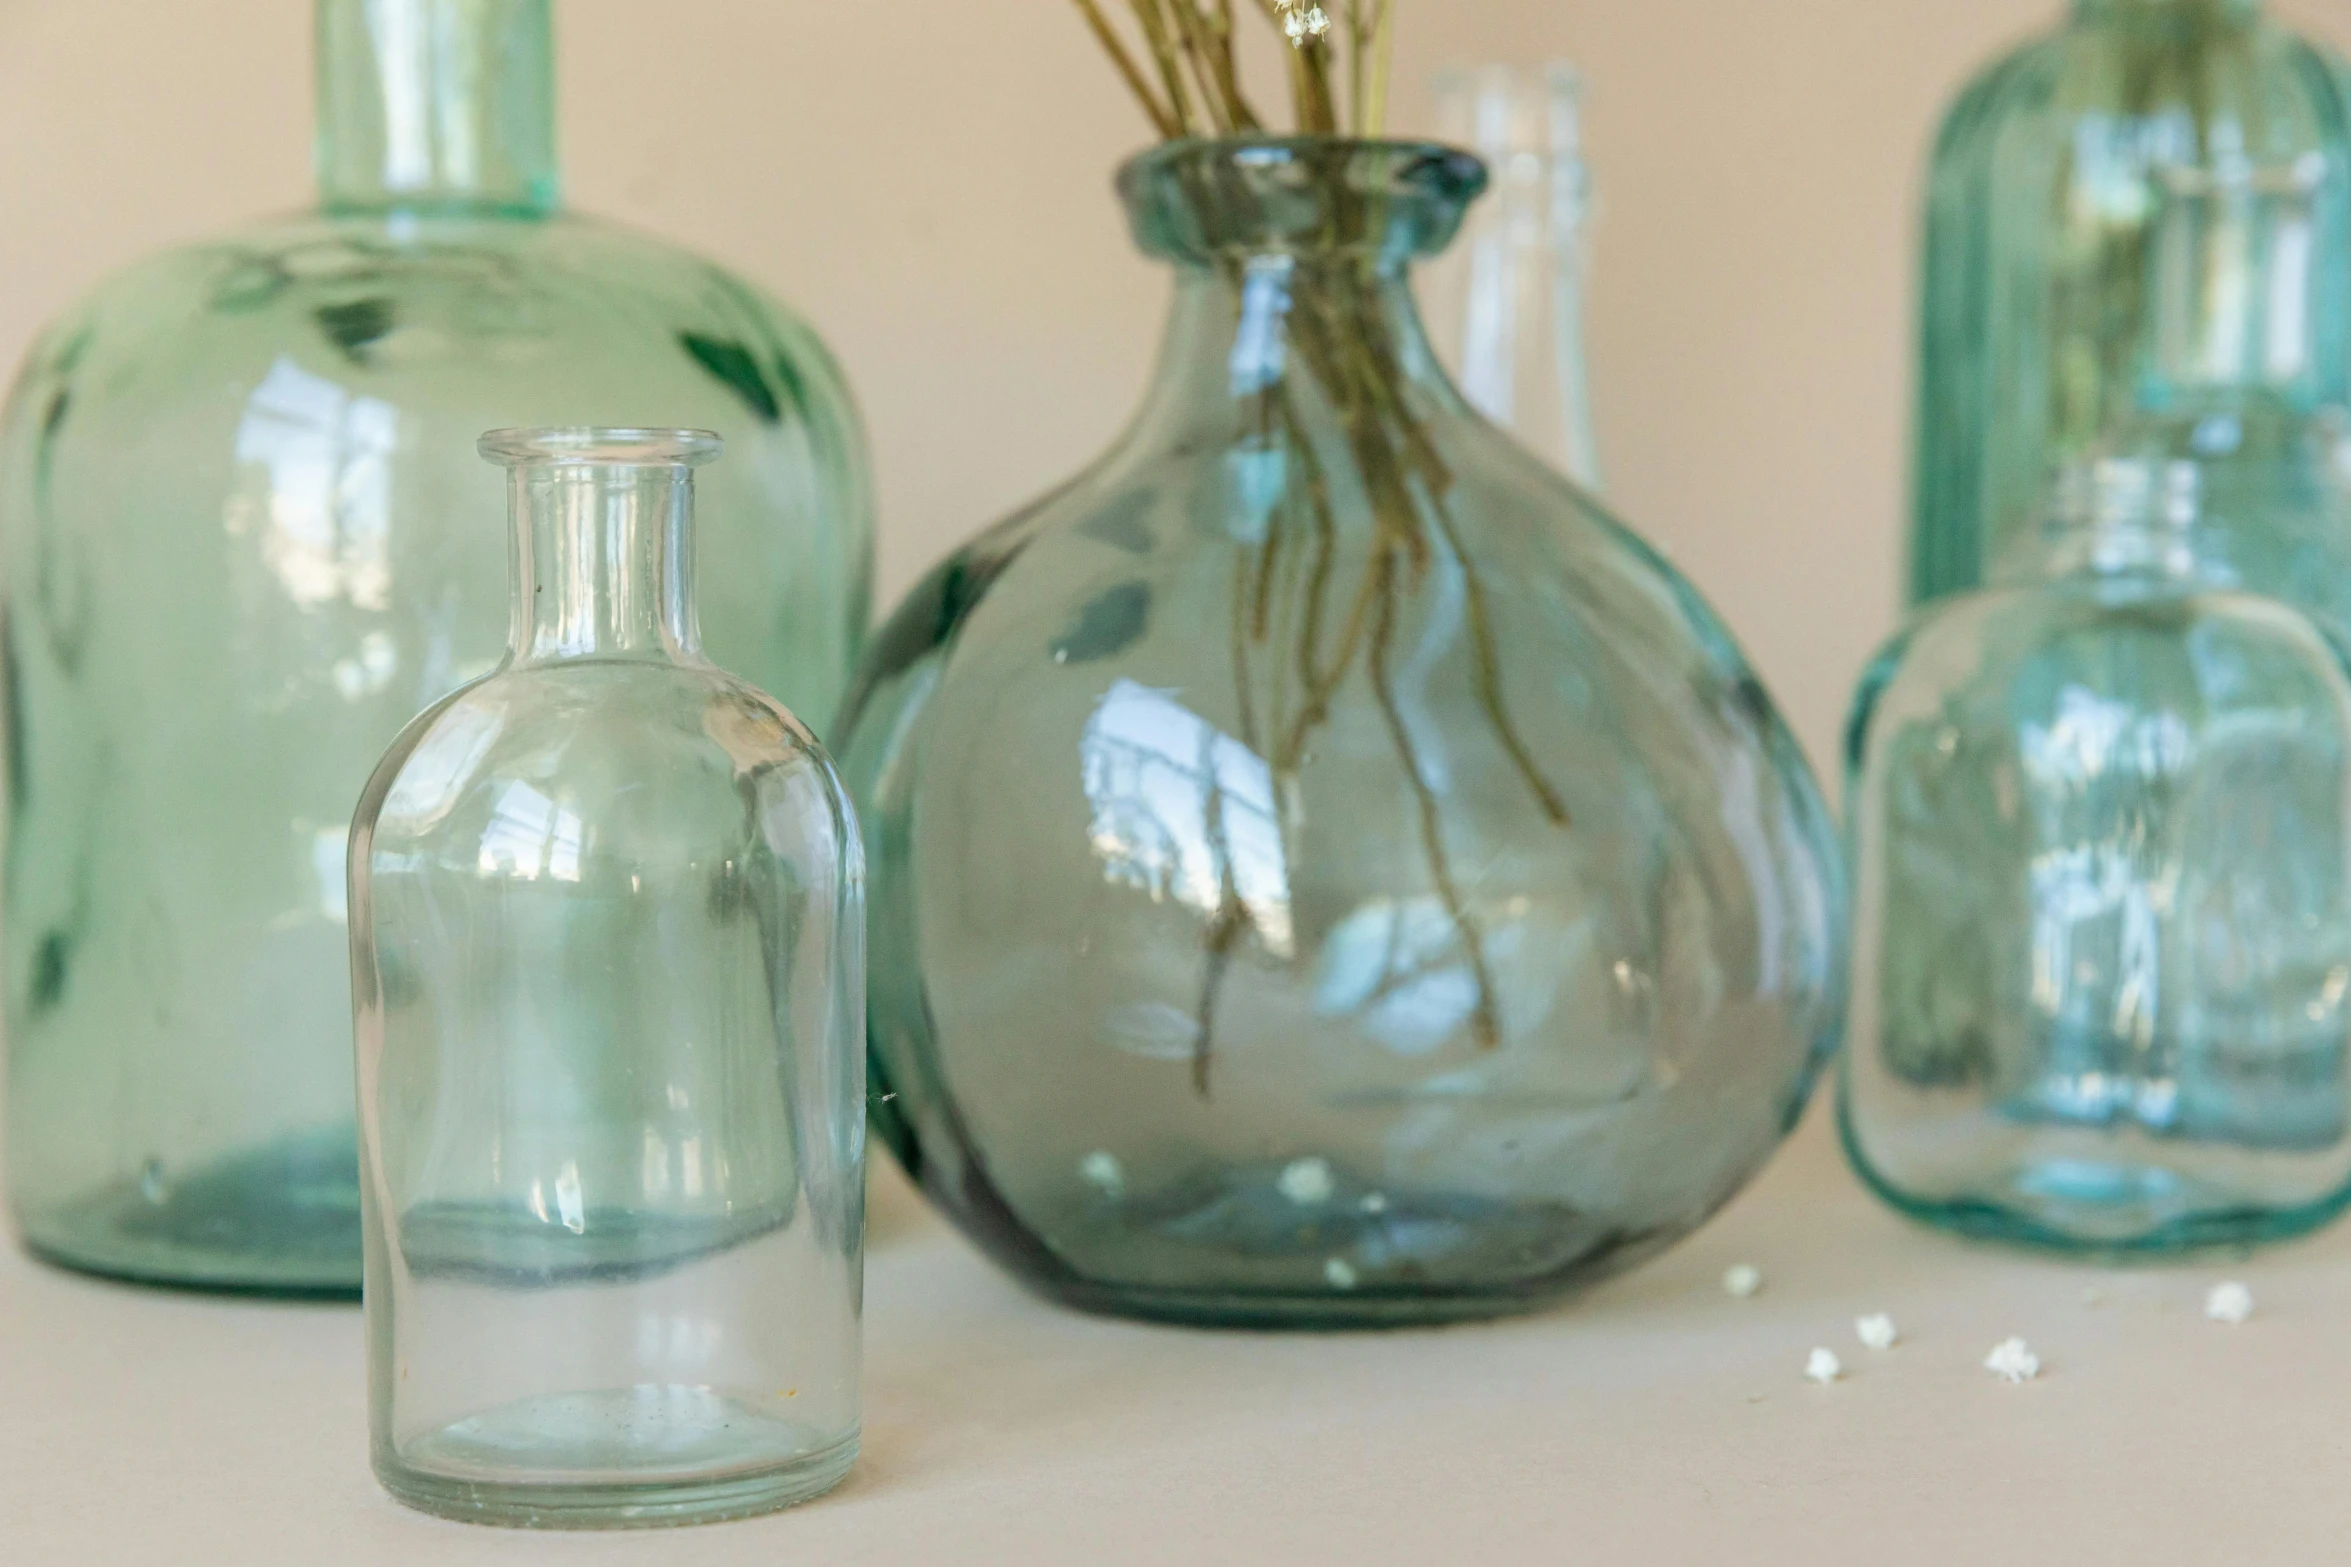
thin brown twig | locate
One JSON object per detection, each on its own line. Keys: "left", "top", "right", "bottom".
{"left": 1209, "top": 0, "right": 1264, "bottom": 131}
{"left": 1169, "top": 1, "right": 1238, "bottom": 135}
{"left": 1345, "top": 0, "right": 1368, "bottom": 135}
{"left": 1367, "top": 546, "right": 1505, "bottom": 1052}
{"left": 1363, "top": 0, "right": 1395, "bottom": 135}
{"left": 1071, "top": 0, "right": 1179, "bottom": 136}
{"left": 1129, "top": 0, "right": 1204, "bottom": 137}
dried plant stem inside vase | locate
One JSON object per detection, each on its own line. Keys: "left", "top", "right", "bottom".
{"left": 1076, "top": 1, "right": 1571, "bottom": 1092}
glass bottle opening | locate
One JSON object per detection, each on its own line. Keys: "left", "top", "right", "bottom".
{"left": 479, "top": 427, "right": 724, "bottom": 469}
{"left": 1119, "top": 138, "right": 1487, "bottom": 265}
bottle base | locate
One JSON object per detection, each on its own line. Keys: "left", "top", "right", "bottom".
{"left": 14, "top": 1126, "right": 362, "bottom": 1297}
{"left": 377, "top": 1394, "right": 856, "bottom": 1530}
{"left": 947, "top": 1157, "right": 1685, "bottom": 1330}
{"left": 1839, "top": 1110, "right": 2351, "bottom": 1258}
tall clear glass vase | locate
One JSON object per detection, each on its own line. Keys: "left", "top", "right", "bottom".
{"left": 838, "top": 140, "right": 1843, "bottom": 1329}
{"left": 352, "top": 430, "right": 863, "bottom": 1528}
{"left": 1908, "top": 0, "right": 2351, "bottom": 608}
{"left": 1, "top": 0, "right": 872, "bottom": 1295}
{"left": 1423, "top": 64, "right": 1603, "bottom": 489}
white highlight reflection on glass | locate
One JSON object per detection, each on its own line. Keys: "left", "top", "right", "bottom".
{"left": 232, "top": 356, "right": 398, "bottom": 614}
{"left": 1081, "top": 678, "right": 1293, "bottom": 958}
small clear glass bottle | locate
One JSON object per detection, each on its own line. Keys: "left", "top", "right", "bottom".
{"left": 1845, "top": 454, "right": 2351, "bottom": 1251}
{"left": 1423, "top": 62, "right": 1602, "bottom": 488}
{"left": 350, "top": 430, "right": 863, "bottom": 1527}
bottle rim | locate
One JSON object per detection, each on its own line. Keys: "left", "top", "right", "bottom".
{"left": 478, "top": 428, "right": 723, "bottom": 469}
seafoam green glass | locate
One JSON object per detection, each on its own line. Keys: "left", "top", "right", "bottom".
{"left": 1, "top": 0, "right": 872, "bottom": 1295}
{"left": 352, "top": 430, "right": 863, "bottom": 1528}
{"left": 836, "top": 140, "right": 1845, "bottom": 1329}
{"left": 1909, "top": 0, "right": 2351, "bottom": 608}
{"left": 1846, "top": 456, "right": 2351, "bottom": 1252}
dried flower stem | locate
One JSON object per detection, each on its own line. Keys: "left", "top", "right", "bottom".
{"left": 1073, "top": 3, "right": 1566, "bottom": 1092}
{"left": 1071, "top": 0, "right": 1178, "bottom": 137}
{"left": 1129, "top": 0, "right": 1205, "bottom": 137}
{"left": 1360, "top": 0, "right": 1396, "bottom": 136}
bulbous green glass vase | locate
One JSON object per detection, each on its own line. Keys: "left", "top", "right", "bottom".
{"left": 837, "top": 140, "right": 1846, "bottom": 1330}
{"left": 1, "top": 0, "right": 872, "bottom": 1295}
{"left": 1909, "top": 0, "right": 2351, "bottom": 610}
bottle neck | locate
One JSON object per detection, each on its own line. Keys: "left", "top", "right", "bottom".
{"left": 315, "top": 0, "right": 558, "bottom": 216}
{"left": 2072, "top": 0, "right": 2260, "bottom": 22}
{"left": 1140, "top": 253, "right": 1460, "bottom": 441}
{"left": 508, "top": 463, "right": 700, "bottom": 665}
{"left": 2003, "top": 458, "right": 2218, "bottom": 586}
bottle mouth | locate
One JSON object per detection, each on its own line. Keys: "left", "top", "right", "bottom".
{"left": 1118, "top": 137, "right": 1487, "bottom": 264}
{"left": 479, "top": 428, "right": 724, "bottom": 469}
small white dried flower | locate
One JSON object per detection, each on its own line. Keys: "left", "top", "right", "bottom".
{"left": 1984, "top": 1338, "right": 2040, "bottom": 1383}
{"left": 1804, "top": 1347, "right": 1842, "bottom": 1385}
{"left": 2206, "top": 1281, "right": 2255, "bottom": 1325}
{"left": 1723, "top": 1264, "right": 1763, "bottom": 1299}
{"left": 1280, "top": 3, "right": 1332, "bottom": 44}
{"left": 1078, "top": 1150, "right": 1124, "bottom": 1196}
{"left": 1855, "top": 1313, "right": 1899, "bottom": 1351}
{"left": 1276, "top": 1156, "right": 1334, "bottom": 1205}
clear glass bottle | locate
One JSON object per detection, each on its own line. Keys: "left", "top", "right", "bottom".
{"left": 1423, "top": 63, "right": 1603, "bottom": 488}
{"left": 351, "top": 429, "right": 863, "bottom": 1528}
{"left": 1908, "top": 0, "right": 2351, "bottom": 607}
{"left": 1845, "top": 454, "right": 2351, "bottom": 1251}
{"left": 2, "top": 0, "right": 872, "bottom": 1295}
{"left": 836, "top": 140, "right": 1844, "bottom": 1329}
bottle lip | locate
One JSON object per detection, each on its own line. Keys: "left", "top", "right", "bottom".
{"left": 478, "top": 428, "right": 723, "bottom": 469}
{"left": 1117, "top": 137, "right": 1487, "bottom": 264}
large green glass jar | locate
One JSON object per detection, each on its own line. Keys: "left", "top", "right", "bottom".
{"left": 1, "top": 0, "right": 872, "bottom": 1295}
{"left": 1909, "top": 0, "right": 2351, "bottom": 607}
{"left": 838, "top": 141, "right": 1845, "bottom": 1330}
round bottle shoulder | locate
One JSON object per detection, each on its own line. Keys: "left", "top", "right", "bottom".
{"left": 1929, "top": 12, "right": 2348, "bottom": 161}
{"left": 364, "top": 660, "right": 846, "bottom": 848}
{"left": 1850, "top": 578, "right": 2351, "bottom": 769}
{"left": 874, "top": 414, "right": 1743, "bottom": 683}
{"left": 7, "top": 207, "right": 857, "bottom": 435}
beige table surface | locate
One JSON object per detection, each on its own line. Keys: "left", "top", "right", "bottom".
{"left": 4, "top": 1104, "right": 2346, "bottom": 1565}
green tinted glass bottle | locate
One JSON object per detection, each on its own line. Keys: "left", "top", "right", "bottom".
{"left": 1909, "top": 0, "right": 2351, "bottom": 607}
{"left": 1, "top": 0, "right": 872, "bottom": 1295}
{"left": 1848, "top": 455, "right": 2351, "bottom": 1251}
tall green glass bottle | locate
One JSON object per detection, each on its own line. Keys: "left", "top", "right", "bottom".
{"left": 1, "top": 0, "right": 872, "bottom": 1295}
{"left": 1910, "top": 0, "right": 2351, "bottom": 607}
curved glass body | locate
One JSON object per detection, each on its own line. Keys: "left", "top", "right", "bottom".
{"left": 1847, "top": 461, "right": 2351, "bottom": 1251}
{"left": 2, "top": 0, "right": 872, "bottom": 1294}
{"left": 837, "top": 141, "right": 1845, "bottom": 1330}
{"left": 352, "top": 430, "right": 863, "bottom": 1528}
{"left": 1910, "top": 0, "right": 2351, "bottom": 606}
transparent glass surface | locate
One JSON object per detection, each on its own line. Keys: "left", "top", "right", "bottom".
{"left": 351, "top": 430, "right": 863, "bottom": 1528}
{"left": 2, "top": 0, "right": 872, "bottom": 1295}
{"left": 837, "top": 141, "right": 1845, "bottom": 1330}
{"left": 1846, "top": 460, "right": 2351, "bottom": 1252}
{"left": 1910, "top": 0, "right": 2351, "bottom": 607}
{"left": 1422, "top": 63, "right": 1602, "bottom": 488}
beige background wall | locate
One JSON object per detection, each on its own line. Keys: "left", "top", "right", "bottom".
{"left": 0, "top": 0, "right": 2345, "bottom": 773}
